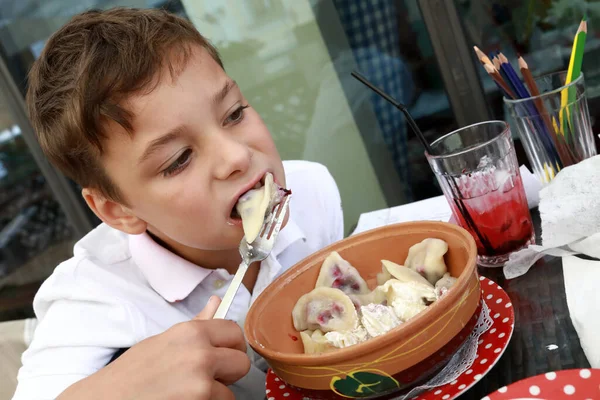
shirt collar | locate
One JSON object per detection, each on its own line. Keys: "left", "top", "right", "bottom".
{"left": 129, "top": 232, "right": 212, "bottom": 302}
{"left": 129, "top": 216, "right": 306, "bottom": 303}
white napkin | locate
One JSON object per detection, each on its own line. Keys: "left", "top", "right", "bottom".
{"left": 504, "top": 155, "right": 600, "bottom": 279}
{"left": 563, "top": 256, "right": 600, "bottom": 368}
{"left": 503, "top": 155, "right": 600, "bottom": 368}
{"left": 519, "top": 165, "right": 542, "bottom": 209}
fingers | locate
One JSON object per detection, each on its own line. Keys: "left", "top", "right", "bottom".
{"left": 210, "top": 347, "right": 251, "bottom": 386}
{"left": 210, "top": 381, "right": 236, "bottom": 400}
{"left": 196, "top": 319, "right": 247, "bottom": 353}
{"left": 194, "top": 296, "right": 221, "bottom": 320}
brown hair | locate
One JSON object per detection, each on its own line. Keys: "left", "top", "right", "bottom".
{"left": 26, "top": 7, "right": 223, "bottom": 203}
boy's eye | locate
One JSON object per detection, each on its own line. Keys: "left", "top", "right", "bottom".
{"left": 225, "top": 105, "right": 249, "bottom": 125}
{"left": 162, "top": 148, "right": 192, "bottom": 177}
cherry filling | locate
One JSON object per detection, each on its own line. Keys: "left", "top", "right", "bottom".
{"left": 331, "top": 265, "right": 361, "bottom": 292}
{"left": 332, "top": 266, "right": 342, "bottom": 278}
{"left": 332, "top": 278, "right": 361, "bottom": 292}
{"left": 316, "top": 303, "right": 343, "bottom": 324}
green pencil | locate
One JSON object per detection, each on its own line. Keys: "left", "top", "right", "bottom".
{"left": 560, "top": 18, "right": 587, "bottom": 141}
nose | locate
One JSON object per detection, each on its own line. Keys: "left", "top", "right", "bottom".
{"left": 211, "top": 132, "right": 252, "bottom": 180}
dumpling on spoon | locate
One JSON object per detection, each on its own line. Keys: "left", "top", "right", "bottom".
{"left": 404, "top": 238, "right": 449, "bottom": 284}
{"left": 235, "top": 173, "right": 289, "bottom": 243}
{"left": 315, "top": 252, "right": 369, "bottom": 295}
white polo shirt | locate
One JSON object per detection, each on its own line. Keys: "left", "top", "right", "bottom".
{"left": 12, "top": 160, "right": 344, "bottom": 400}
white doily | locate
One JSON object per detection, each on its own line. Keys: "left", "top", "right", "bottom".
{"left": 395, "top": 299, "right": 494, "bottom": 400}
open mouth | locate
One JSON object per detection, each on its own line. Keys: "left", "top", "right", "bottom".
{"left": 230, "top": 208, "right": 242, "bottom": 220}
{"left": 230, "top": 175, "right": 267, "bottom": 220}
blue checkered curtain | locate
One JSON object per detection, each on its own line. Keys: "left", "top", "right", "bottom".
{"left": 332, "top": 0, "right": 414, "bottom": 200}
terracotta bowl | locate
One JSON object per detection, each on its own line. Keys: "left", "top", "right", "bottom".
{"left": 245, "top": 221, "right": 480, "bottom": 399}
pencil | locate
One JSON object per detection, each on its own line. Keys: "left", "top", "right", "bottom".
{"left": 499, "top": 52, "right": 562, "bottom": 169}
{"left": 492, "top": 56, "right": 501, "bottom": 71}
{"left": 498, "top": 53, "right": 531, "bottom": 98}
{"left": 492, "top": 55, "right": 516, "bottom": 95}
{"left": 566, "top": 19, "right": 588, "bottom": 88}
{"left": 484, "top": 63, "right": 516, "bottom": 98}
{"left": 518, "top": 56, "right": 574, "bottom": 166}
{"left": 473, "top": 46, "right": 494, "bottom": 68}
{"left": 560, "top": 18, "right": 588, "bottom": 138}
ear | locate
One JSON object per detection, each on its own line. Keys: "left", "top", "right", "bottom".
{"left": 82, "top": 188, "right": 147, "bottom": 235}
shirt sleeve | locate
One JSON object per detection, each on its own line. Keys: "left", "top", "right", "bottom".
{"left": 12, "top": 262, "right": 142, "bottom": 400}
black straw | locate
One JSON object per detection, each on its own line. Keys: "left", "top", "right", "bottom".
{"left": 351, "top": 71, "right": 433, "bottom": 154}
{"left": 351, "top": 70, "right": 494, "bottom": 254}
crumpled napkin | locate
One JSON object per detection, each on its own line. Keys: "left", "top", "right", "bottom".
{"left": 503, "top": 155, "right": 600, "bottom": 368}
{"left": 504, "top": 155, "right": 600, "bottom": 279}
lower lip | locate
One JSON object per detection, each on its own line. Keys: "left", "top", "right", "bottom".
{"left": 228, "top": 217, "right": 243, "bottom": 227}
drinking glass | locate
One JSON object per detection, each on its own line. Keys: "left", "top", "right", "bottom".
{"left": 504, "top": 71, "right": 596, "bottom": 184}
{"left": 426, "top": 121, "right": 534, "bottom": 267}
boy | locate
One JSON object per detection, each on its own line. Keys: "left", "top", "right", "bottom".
{"left": 13, "top": 7, "right": 343, "bottom": 400}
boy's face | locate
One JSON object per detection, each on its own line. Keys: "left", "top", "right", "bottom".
{"left": 96, "top": 46, "right": 285, "bottom": 256}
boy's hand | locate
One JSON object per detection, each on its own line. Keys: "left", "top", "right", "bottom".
{"left": 59, "top": 296, "right": 250, "bottom": 400}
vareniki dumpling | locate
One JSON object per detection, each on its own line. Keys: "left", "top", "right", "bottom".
{"left": 376, "top": 263, "right": 392, "bottom": 286}
{"left": 380, "top": 260, "right": 434, "bottom": 288}
{"left": 293, "top": 239, "right": 453, "bottom": 354}
{"left": 381, "top": 279, "right": 437, "bottom": 322}
{"left": 324, "top": 326, "right": 369, "bottom": 349}
{"left": 360, "top": 303, "right": 402, "bottom": 337}
{"left": 235, "top": 172, "right": 278, "bottom": 243}
{"left": 292, "top": 287, "right": 359, "bottom": 333}
{"left": 348, "top": 287, "right": 387, "bottom": 309}
{"left": 404, "top": 238, "right": 449, "bottom": 284}
{"left": 315, "top": 252, "right": 369, "bottom": 295}
{"left": 435, "top": 272, "right": 457, "bottom": 297}
{"left": 299, "top": 330, "right": 334, "bottom": 354}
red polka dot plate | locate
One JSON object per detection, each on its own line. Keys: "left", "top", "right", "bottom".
{"left": 265, "top": 276, "right": 514, "bottom": 399}
{"left": 483, "top": 369, "right": 600, "bottom": 399}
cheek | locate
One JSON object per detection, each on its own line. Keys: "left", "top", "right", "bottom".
{"left": 135, "top": 174, "right": 216, "bottom": 229}
{"left": 246, "top": 113, "right": 277, "bottom": 149}
{"left": 141, "top": 192, "right": 222, "bottom": 248}
{"left": 247, "top": 117, "right": 283, "bottom": 163}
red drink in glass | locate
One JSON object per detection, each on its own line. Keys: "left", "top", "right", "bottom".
{"left": 427, "top": 121, "right": 534, "bottom": 267}
{"left": 449, "top": 171, "right": 534, "bottom": 259}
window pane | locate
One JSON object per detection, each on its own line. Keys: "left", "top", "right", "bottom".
{"left": 456, "top": 0, "right": 600, "bottom": 152}
{"left": 0, "top": 92, "right": 76, "bottom": 322}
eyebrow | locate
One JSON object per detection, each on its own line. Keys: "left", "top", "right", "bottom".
{"left": 138, "top": 126, "right": 185, "bottom": 165}
{"left": 213, "top": 79, "right": 238, "bottom": 105}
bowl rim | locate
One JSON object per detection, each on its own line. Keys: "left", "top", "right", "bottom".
{"left": 244, "top": 220, "right": 478, "bottom": 366}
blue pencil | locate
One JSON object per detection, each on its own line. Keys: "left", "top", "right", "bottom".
{"left": 498, "top": 53, "right": 563, "bottom": 169}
